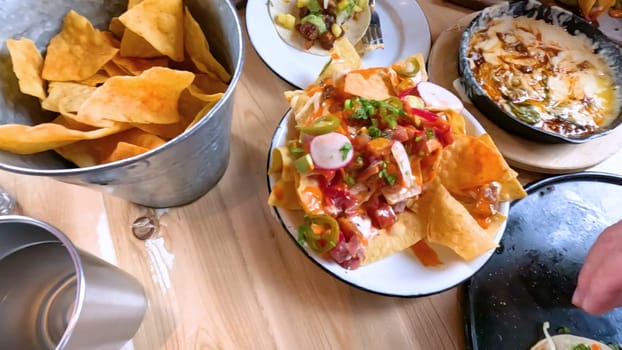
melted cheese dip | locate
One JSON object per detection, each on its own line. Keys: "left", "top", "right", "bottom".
{"left": 467, "top": 16, "right": 620, "bottom": 137}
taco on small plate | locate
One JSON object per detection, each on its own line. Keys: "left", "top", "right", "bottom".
{"left": 531, "top": 322, "right": 616, "bottom": 350}
{"left": 270, "top": 0, "right": 371, "bottom": 55}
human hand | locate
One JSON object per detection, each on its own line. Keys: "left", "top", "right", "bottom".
{"left": 572, "top": 220, "right": 622, "bottom": 314}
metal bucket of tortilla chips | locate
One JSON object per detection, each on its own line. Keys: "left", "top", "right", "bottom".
{"left": 0, "top": 0, "right": 244, "bottom": 208}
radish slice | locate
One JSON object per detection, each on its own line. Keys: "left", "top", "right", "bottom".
{"left": 390, "top": 141, "right": 415, "bottom": 188}
{"left": 309, "top": 132, "right": 353, "bottom": 169}
{"left": 416, "top": 81, "right": 464, "bottom": 112}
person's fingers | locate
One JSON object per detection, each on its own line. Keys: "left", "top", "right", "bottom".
{"left": 573, "top": 221, "right": 622, "bottom": 312}
{"left": 573, "top": 227, "right": 613, "bottom": 305}
{"left": 573, "top": 250, "right": 622, "bottom": 314}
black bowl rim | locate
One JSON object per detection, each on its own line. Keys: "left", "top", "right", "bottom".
{"left": 458, "top": 0, "right": 622, "bottom": 144}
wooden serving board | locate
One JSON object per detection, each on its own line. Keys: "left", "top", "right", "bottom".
{"left": 427, "top": 13, "right": 622, "bottom": 174}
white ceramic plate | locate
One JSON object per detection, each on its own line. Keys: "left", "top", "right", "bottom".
{"left": 246, "top": 0, "right": 432, "bottom": 89}
{"left": 266, "top": 109, "right": 510, "bottom": 297}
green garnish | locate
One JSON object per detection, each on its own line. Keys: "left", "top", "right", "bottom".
{"left": 290, "top": 147, "right": 304, "bottom": 156}
{"left": 339, "top": 142, "right": 352, "bottom": 161}
{"left": 556, "top": 326, "right": 571, "bottom": 334}
{"left": 378, "top": 161, "right": 397, "bottom": 185}
{"left": 368, "top": 126, "right": 382, "bottom": 138}
{"left": 297, "top": 114, "right": 340, "bottom": 135}
{"left": 294, "top": 154, "right": 314, "bottom": 174}
{"left": 572, "top": 344, "right": 590, "bottom": 350}
{"left": 426, "top": 128, "right": 435, "bottom": 140}
{"left": 297, "top": 214, "right": 340, "bottom": 253}
{"left": 300, "top": 14, "right": 326, "bottom": 34}
{"left": 343, "top": 175, "right": 355, "bottom": 186}
{"left": 344, "top": 98, "right": 353, "bottom": 110}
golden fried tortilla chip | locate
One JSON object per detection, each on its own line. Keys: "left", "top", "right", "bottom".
{"left": 476, "top": 133, "right": 527, "bottom": 200}
{"left": 108, "top": 17, "right": 125, "bottom": 39}
{"left": 0, "top": 116, "right": 128, "bottom": 154}
{"left": 183, "top": 6, "right": 230, "bottom": 83}
{"left": 78, "top": 71, "right": 109, "bottom": 86}
{"left": 41, "top": 82, "right": 96, "bottom": 113}
{"left": 343, "top": 68, "right": 393, "bottom": 101}
{"left": 77, "top": 67, "right": 195, "bottom": 126}
{"left": 437, "top": 133, "right": 514, "bottom": 196}
{"left": 6, "top": 38, "right": 46, "bottom": 100}
{"left": 127, "top": 0, "right": 144, "bottom": 9}
{"left": 363, "top": 210, "right": 425, "bottom": 265}
{"left": 119, "top": 28, "right": 163, "bottom": 58}
{"left": 119, "top": 0, "right": 184, "bottom": 62}
{"left": 42, "top": 10, "right": 119, "bottom": 82}
{"left": 317, "top": 37, "right": 363, "bottom": 82}
{"left": 425, "top": 181, "right": 497, "bottom": 261}
{"left": 130, "top": 87, "right": 196, "bottom": 139}
{"left": 193, "top": 73, "right": 229, "bottom": 94}
{"left": 102, "top": 61, "right": 126, "bottom": 77}
{"left": 55, "top": 128, "right": 166, "bottom": 167}
{"left": 111, "top": 55, "right": 168, "bottom": 75}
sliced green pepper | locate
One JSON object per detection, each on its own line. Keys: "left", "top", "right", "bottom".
{"left": 297, "top": 114, "right": 341, "bottom": 135}
{"left": 393, "top": 56, "right": 420, "bottom": 77}
{"left": 298, "top": 214, "right": 340, "bottom": 253}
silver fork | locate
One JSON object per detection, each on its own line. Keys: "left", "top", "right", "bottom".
{"left": 362, "top": 0, "right": 384, "bottom": 50}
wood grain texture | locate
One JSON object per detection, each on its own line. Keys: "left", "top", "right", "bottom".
{"left": 0, "top": 2, "right": 620, "bottom": 350}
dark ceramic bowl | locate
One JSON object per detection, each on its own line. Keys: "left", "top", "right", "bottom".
{"left": 458, "top": 0, "right": 622, "bottom": 144}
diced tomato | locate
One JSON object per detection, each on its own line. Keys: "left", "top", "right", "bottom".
{"left": 320, "top": 178, "right": 357, "bottom": 214}
{"left": 364, "top": 196, "right": 397, "bottom": 229}
{"left": 385, "top": 125, "right": 410, "bottom": 142}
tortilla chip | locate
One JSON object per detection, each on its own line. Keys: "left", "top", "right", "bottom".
{"left": 102, "top": 61, "right": 127, "bottom": 77}
{"left": 119, "top": 28, "right": 163, "bottom": 58}
{"left": 77, "top": 67, "right": 194, "bottom": 127}
{"left": 193, "top": 73, "right": 229, "bottom": 94}
{"left": 127, "top": 0, "right": 143, "bottom": 9}
{"left": 108, "top": 17, "right": 125, "bottom": 39}
{"left": 78, "top": 71, "right": 109, "bottom": 86}
{"left": 183, "top": 6, "right": 230, "bottom": 83}
{"left": 101, "top": 142, "right": 149, "bottom": 164}
{"left": 343, "top": 68, "right": 393, "bottom": 100}
{"left": 6, "top": 38, "right": 46, "bottom": 100}
{"left": 268, "top": 178, "right": 300, "bottom": 210}
{"left": 476, "top": 133, "right": 526, "bottom": 200}
{"left": 317, "top": 37, "right": 363, "bottom": 81}
{"left": 186, "top": 98, "right": 220, "bottom": 129}
{"left": 119, "top": 0, "right": 184, "bottom": 62}
{"left": 437, "top": 133, "right": 514, "bottom": 196}
{"left": 444, "top": 110, "right": 467, "bottom": 135}
{"left": 111, "top": 55, "right": 168, "bottom": 75}
{"left": 0, "top": 116, "right": 128, "bottom": 154}
{"left": 425, "top": 181, "right": 497, "bottom": 261}
{"left": 42, "top": 10, "right": 119, "bottom": 82}
{"left": 363, "top": 210, "right": 425, "bottom": 265}
{"left": 55, "top": 128, "right": 166, "bottom": 167}
{"left": 41, "top": 82, "right": 96, "bottom": 113}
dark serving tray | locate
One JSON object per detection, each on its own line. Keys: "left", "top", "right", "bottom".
{"left": 465, "top": 172, "right": 622, "bottom": 350}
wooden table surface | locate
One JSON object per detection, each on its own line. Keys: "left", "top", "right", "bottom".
{"left": 1, "top": 1, "right": 621, "bottom": 349}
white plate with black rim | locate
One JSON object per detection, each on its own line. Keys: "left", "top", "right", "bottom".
{"left": 266, "top": 108, "right": 510, "bottom": 297}
{"left": 246, "top": 0, "right": 432, "bottom": 89}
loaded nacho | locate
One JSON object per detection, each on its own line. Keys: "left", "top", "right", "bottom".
{"left": 268, "top": 38, "right": 526, "bottom": 270}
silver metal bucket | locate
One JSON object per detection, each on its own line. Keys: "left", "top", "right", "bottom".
{"left": 0, "top": 0, "right": 245, "bottom": 208}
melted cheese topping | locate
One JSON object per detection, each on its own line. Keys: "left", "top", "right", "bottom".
{"left": 467, "top": 16, "right": 620, "bottom": 137}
